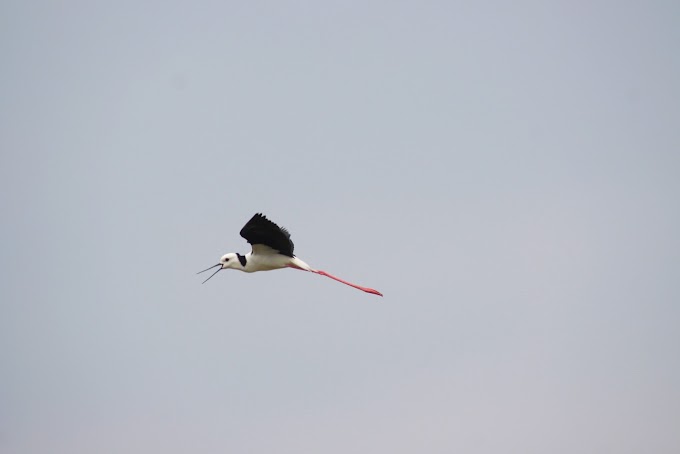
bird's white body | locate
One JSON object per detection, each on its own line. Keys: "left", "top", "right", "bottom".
{"left": 220, "top": 247, "right": 314, "bottom": 273}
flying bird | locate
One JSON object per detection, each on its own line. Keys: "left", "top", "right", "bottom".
{"left": 198, "top": 213, "right": 382, "bottom": 296}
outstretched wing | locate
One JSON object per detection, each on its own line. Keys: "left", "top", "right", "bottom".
{"left": 239, "top": 213, "right": 295, "bottom": 257}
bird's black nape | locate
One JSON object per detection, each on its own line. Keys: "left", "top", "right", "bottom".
{"left": 239, "top": 213, "right": 295, "bottom": 257}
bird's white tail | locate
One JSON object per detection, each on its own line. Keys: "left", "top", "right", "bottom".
{"left": 288, "top": 257, "right": 316, "bottom": 272}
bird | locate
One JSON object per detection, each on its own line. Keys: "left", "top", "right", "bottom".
{"left": 198, "top": 213, "right": 382, "bottom": 296}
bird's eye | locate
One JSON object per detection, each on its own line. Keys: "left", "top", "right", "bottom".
{"left": 224, "top": 258, "right": 229, "bottom": 261}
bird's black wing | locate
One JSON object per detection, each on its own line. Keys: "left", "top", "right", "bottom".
{"left": 239, "top": 213, "right": 295, "bottom": 257}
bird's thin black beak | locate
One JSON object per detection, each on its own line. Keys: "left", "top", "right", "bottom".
{"left": 201, "top": 267, "right": 222, "bottom": 284}
{"left": 197, "top": 263, "right": 221, "bottom": 274}
{"left": 197, "top": 263, "right": 223, "bottom": 284}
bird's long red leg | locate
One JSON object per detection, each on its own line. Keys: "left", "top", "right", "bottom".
{"left": 286, "top": 263, "right": 382, "bottom": 296}
{"left": 314, "top": 270, "right": 383, "bottom": 296}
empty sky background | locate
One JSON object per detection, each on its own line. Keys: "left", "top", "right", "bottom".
{"left": 2, "top": 1, "right": 679, "bottom": 452}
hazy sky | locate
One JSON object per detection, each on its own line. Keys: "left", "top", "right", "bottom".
{"left": 2, "top": 1, "right": 679, "bottom": 453}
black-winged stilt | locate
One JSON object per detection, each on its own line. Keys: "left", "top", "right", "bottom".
{"left": 198, "top": 213, "right": 383, "bottom": 296}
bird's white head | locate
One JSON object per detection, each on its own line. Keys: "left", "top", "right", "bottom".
{"left": 219, "top": 252, "right": 240, "bottom": 269}
{"left": 197, "top": 252, "right": 244, "bottom": 284}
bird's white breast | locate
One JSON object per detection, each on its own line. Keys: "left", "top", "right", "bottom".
{"left": 244, "top": 252, "right": 292, "bottom": 272}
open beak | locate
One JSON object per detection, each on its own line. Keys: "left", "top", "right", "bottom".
{"left": 197, "top": 263, "right": 222, "bottom": 284}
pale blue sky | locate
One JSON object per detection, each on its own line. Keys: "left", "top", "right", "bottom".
{"left": 2, "top": 1, "right": 679, "bottom": 453}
